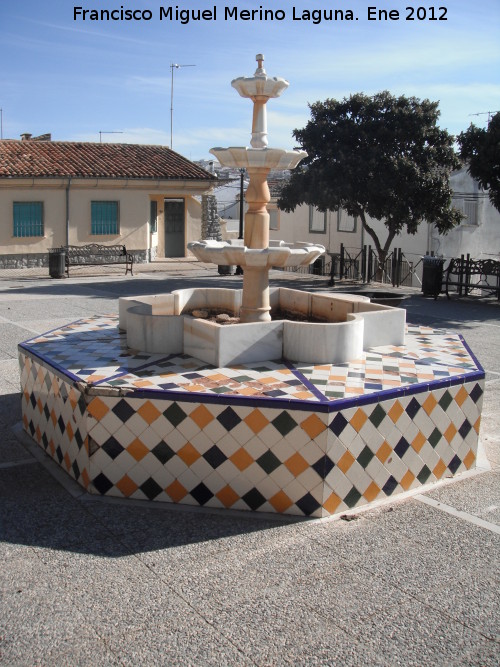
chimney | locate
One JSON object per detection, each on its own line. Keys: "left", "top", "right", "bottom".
{"left": 20, "top": 133, "right": 32, "bottom": 141}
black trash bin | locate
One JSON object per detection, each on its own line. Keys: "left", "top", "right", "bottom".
{"left": 218, "top": 265, "right": 234, "bottom": 276}
{"left": 421, "top": 256, "right": 444, "bottom": 299}
{"left": 48, "top": 248, "right": 66, "bottom": 279}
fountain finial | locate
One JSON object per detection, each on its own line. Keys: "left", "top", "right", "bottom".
{"left": 255, "top": 54, "right": 266, "bottom": 77}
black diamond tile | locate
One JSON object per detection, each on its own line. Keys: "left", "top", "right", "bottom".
{"left": 458, "top": 419, "right": 472, "bottom": 439}
{"left": 311, "top": 455, "right": 335, "bottom": 479}
{"left": 369, "top": 404, "right": 386, "bottom": 428}
{"left": 242, "top": 487, "right": 266, "bottom": 510}
{"left": 406, "top": 397, "right": 421, "bottom": 419}
{"left": 152, "top": 441, "right": 175, "bottom": 464}
{"left": 448, "top": 455, "right": 461, "bottom": 474}
{"left": 41, "top": 433, "right": 49, "bottom": 450}
{"left": 77, "top": 395, "right": 87, "bottom": 416}
{"left": 28, "top": 420, "right": 35, "bottom": 436}
{"left": 394, "top": 437, "right": 410, "bottom": 459}
{"left": 163, "top": 403, "right": 187, "bottom": 427}
{"left": 111, "top": 399, "right": 136, "bottom": 423}
{"left": 43, "top": 404, "right": 51, "bottom": 421}
{"left": 74, "top": 429, "right": 84, "bottom": 450}
{"left": 55, "top": 446, "right": 64, "bottom": 464}
{"left": 190, "top": 483, "right": 214, "bottom": 506}
{"left": 203, "top": 445, "right": 227, "bottom": 469}
{"left": 382, "top": 475, "right": 398, "bottom": 496}
{"left": 417, "top": 465, "right": 431, "bottom": 484}
{"left": 101, "top": 437, "right": 125, "bottom": 460}
{"left": 72, "top": 460, "right": 80, "bottom": 479}
{"left": 329, "top": 412, "right": 348, "bottom": 436}
{"left": 140, "top": 477, "right": 163, "bottom": 500}
{"left": 296, "top": 492, "right": 321, "bottom": 516}
{"left": 344, "top": 487, "right": 362, "bottom": 508}
{"left": 93, "top": 472, "right": 113, "bottom": 494}
{"left": 217, "top": 407, "right": 242, "bottom": 431}
{"left": 469, "top": 383, "right": 483, "bottom": 404}
{"left": 271, "top": 412, "right": 297, "bottom": 437}
{"left": 57, "top": 415, "right": 66, "bottom": 434}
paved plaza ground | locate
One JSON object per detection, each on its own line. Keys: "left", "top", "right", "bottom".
{"left": 0, "top": 261, "right": 499, "bottom": 666}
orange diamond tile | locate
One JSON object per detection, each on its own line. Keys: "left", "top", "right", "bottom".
{"left": 363, "top": 481, "right": 381, "bottom": 502}
{"left": 399, "top": 471, "right": 415, "bottom": 491}
{"left": 455, "top": 385, "right": 469, "bottom": 406}
{"left": 269, "top": 490, "right": 293, "bottom": 513}
{"left": 444, "top": 423, "right": 458, "bottom": 444}
{"left": 177, "top": 443, "right": 201, "bottom": 466}
{"left": 337, "top": 451, "right": 355, "bottom": 474}
{"left": 284, "top": 452, "right": 309, "bottom": 477}
{"left": 116, "top": 474, "right": 139, "bottom": 497}
{"left": 64, "top": 452, "right": 71, "bottom": 471}
{"left": 433, "top": 459, "right": 448, "bottom": 479}
{"left": 166, "top": 480, "right": 188, "bottom": 502}
{"left": 422, "top": 394, "right": 438, "bottom": 416}
{"left": 190, "top": 404, "right": 215, "bottom": 429}
{"left": 244, "top": 409, "right": 269, "bottom": 434}
{"left": 463, "top": 450, "right": 476, "bottom": 469}
{"left": 137, "top": 401, "right": 162, "bottom": 425}
{"left": 68, "top": 387, "right": 79, "bottom": 410}
{"left": 229, "top": 447, "right": 254, "bottom": 471}
{"left": 216, "top": 485, "right": 239, "bottom": 508}
{"left": 350, "top": 408, "right": 368, "bottom": 432}
{"left": 37, "top": 398, "right": 43, "bottom": 414}
{"left": 50, "top": 409, "right": 58, "bottom": 427}
{"left": 323, "top": 491, "right": 342, "bottom": 514}
{"left": 300, "top": 414, "right": 326, "bottom": 439}
{"left": 35, "top": 425, "right": 42, "bottom": 443}
{"left": 376, "top": 441, "right": 392, "bottom": 463}
{"left": 387, "top": 400, "right": 405, "bottom": 423}
{"left": 81, "top": 468, "right": 90, "bottom": 489}
{"left": 126, "top": 438, "right": 149, "bottom": 462}
{"left": 87, "top": 397, "right": 110, "bottom": 420}
{"left": 411, "top": 432, "right": 426, "bottom": 453}
{"left": 473, "top": 416, "right": 481, "bottom": 434}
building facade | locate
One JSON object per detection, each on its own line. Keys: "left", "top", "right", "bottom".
{"left": 0, "top": 138, "right": 216, "bottom": 268}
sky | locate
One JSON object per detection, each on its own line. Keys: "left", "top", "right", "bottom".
{"left": 1, "top": 1, "right": 499, "bottom": 161}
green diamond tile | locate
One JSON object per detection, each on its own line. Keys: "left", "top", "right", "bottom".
{"left": 369, "top": 404, "right": 387, "bottom": 428}
{"left": 163, "top": 403, "right": 187, "bottom": 427}
{"left": 438, "top": 390, "right": 454, "bottom": 411}
{"left": 271, "top": 411, "right": 298, "bottom": 436}
{"left": 357, "top": 445, "right": 375, "bottom": 469}
{"left": 428, "top": 427, "right": 442, "bottom": 449}
{"left": 256, "top": 450, "right": 282, "bottom": 474}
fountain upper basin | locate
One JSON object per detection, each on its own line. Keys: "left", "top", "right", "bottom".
{"left": 187, "top": 240, "right": 325, "bottom": 269}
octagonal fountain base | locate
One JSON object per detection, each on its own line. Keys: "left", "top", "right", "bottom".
{"left": 18, "top": 296, "right": 485, "bottom": 518}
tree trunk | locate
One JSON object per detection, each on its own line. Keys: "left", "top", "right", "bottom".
{"left": 359, "top": 211, "right": 396, "bottom": 282}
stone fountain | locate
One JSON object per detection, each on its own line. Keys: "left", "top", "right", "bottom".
{"left": 17, "top": 56, "right": 485, "bottom": 518}
{"left": 189, "top": 53, "right": 324, "bottom": 323}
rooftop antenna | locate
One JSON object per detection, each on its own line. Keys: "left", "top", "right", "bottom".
{"left": 99, "top": 131, "right": 124, "bottom": 143}
{"left": 170, "top": 63, "right": 196, "bottom": 149}
{"left": 469, "top": 111, "right": 499, "bottom": 126}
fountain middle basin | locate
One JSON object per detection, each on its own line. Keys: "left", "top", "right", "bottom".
{"left": 119, "top": 287, "right": 406, "bottom": 366}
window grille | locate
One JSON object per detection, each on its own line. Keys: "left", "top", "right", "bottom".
{"left": 309, "top": 206, "right": 327, "bottom": 233}
{"left": 91, "top": 201, "right": 119, "bottom": 235}
{"left": 13, "top": 202, "right": 44, "bottom": 237}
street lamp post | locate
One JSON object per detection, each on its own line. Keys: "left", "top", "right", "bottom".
{"left": 170, "top": 63, "right": 195, "bottom": 150}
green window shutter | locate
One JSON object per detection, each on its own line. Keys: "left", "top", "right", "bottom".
{"left": 91, "top": 201, "right": 119, "bottom": 235}
{"left": 150, "top": 200, "right": 158, "bottom": 233}
{"left": 13, "top": 202, "right": 44, "bottom": 237}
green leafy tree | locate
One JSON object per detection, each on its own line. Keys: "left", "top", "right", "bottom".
{"left": 278, "top": 91, "right": 462, "bottom": 271}
{"left": 458, "top": 112, "right": 500, "bottom": 212}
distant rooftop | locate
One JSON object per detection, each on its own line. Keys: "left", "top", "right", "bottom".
{"left": 0, "top": 140, "right": 216, "bottom": 181}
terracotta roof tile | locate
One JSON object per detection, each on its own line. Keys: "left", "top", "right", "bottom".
{"left": 0, "top": 140, "right": 216, "bottom": 181}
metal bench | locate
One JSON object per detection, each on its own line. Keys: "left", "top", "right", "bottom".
{"left": 63, "top": 244, "right": 134, "bottom": 276}
{"left": 445, "top": 256, "right": 500, "bottom": 299}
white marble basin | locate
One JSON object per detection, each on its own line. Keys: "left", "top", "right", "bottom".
{"left": 119, "top": 287, "right": 406, "bottom": 365}
{"left": 187, "top": 240, "right": 325, "bottom": 269}
{"left": 210, "top": 146, "right": 306, "bottom": 170}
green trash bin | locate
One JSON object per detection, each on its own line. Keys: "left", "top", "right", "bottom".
{"left": 421, "top": 256, "right": 444, "bottom": 298}
{"left": 48, "top": 248, "right": 66, "bottom": 279}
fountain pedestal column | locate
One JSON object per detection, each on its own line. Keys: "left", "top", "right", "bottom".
{"left": 241, "top": 166, "right": 272, "bottom": 323}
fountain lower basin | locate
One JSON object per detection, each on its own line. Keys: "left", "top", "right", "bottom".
{"left": 119, "top": 287, "right": 406, "bottom": 366}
